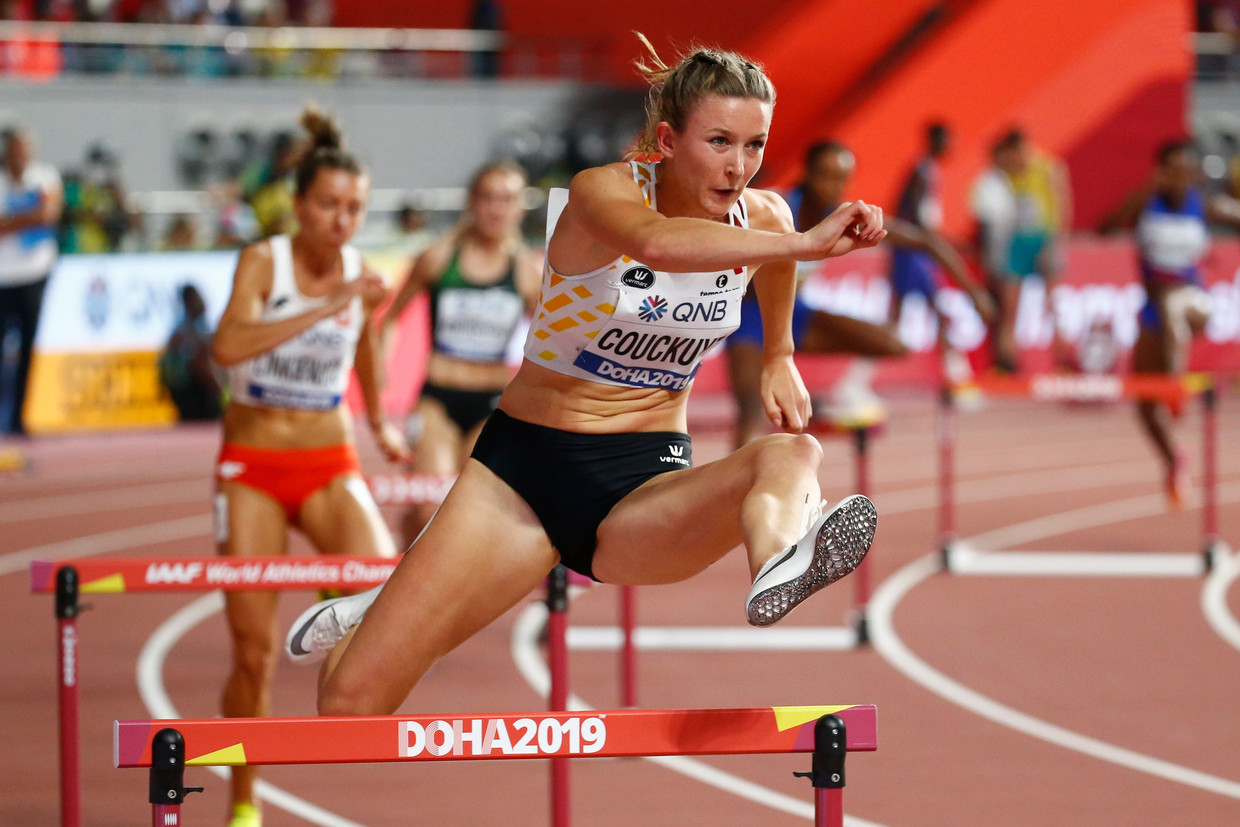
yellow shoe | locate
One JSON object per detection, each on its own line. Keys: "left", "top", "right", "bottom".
{"left": 229, "top": 802, "right": 261, "bottom": 827}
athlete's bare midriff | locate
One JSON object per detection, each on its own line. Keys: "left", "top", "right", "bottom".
{"left": 221, "top": 402, "right": 354, "bottom": 449}
{"left": 497, "top": 360, "right": 689, "bottom": 434}
{"left": 424, "top": 351, "right": 513, "bottom": 392}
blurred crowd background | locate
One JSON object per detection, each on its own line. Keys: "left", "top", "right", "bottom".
{"left": 2, "top": 0, "right": 1239, "bottom": 437}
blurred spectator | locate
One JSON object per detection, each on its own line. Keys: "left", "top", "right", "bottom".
{"left": 970, "top": 127, "right": 1071, "bottom": 373}
{"left": 469, "top": 0, "right": 503, "bottom": 77}
{"left": 60, "top": 142, "right": 130, "bottom": 253}
{"left": 161, "top": 212, "right": 198, "bottom": 250}
{"left": 1198, "top": 1, "right": 1240, "bottom": 34}
{"left": 388, "top": 203, "right": 434, "bottom": 255}
{"left": 158, "top": 282, "right": 222, "bottom": 421}
{"left": 239, "top": 129, "right": 302, "bottom": 238}
{"left": 0, "top": 126, "right": 62, "bottom": 435}
{"left": 889, "top": 121, "right": 992, "bottom": 385}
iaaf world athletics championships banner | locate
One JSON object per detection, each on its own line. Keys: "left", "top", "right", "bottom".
{"left": 23, "top": 239, "right": 1240, "bottom": 433}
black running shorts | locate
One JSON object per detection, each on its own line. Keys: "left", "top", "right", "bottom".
{"left": 469, "top": 409, "right": 693, "bottom": 581}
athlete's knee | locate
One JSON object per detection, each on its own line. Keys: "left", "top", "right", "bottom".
{"left": 318, "top": 673, "right": 390, "bottom": 717}
{"left": 753, "top": 432, "right": 822, "bottom": 474}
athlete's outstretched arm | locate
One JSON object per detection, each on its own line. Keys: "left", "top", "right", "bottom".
{"left": 354, "top": 262, "right": 410, "bottom": 462}
{"left": 213, "top": 243, "right": 384, "bottom": 367}
{"left": 553, "top": 164, "right": 885, "bottom": 276}
{"left": 746, "top": 189, "right": 810, "bottom": 433}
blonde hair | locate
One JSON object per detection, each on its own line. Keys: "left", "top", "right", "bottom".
{"left": 632, "top": 33, "right": 776, "bottom": 155}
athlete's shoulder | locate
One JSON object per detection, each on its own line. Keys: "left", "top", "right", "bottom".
{"left": 235, "top": 237, "right": 275, "bottom": 272}
{"left": 568, "top": 162, "right": 638, "bottom": 196}
{"left": 741, "top": 187, "right": 795, "bottom": 233}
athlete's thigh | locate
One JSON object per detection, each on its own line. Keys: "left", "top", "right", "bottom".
{"left": 217, "top": 481, "right": 288, "bottom": 643}
{"left": 412, "top": 398, "right": 464, "bottom": 476}
{"left": 593, "top": 441, "right": 776, "bottom": 584}
{"left": 299, "top": 473, "right": 398, "bottom": 559}
{"left": 331, "top": 461, "right": 559, "bottom": 697}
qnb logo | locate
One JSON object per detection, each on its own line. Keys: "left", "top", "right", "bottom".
{"left": 637, "top": 295, "right": 668, "bottom": 322}
{"left": 672, "top": 299, "right": 729, "bottom": 323}
{"left": 398, "top": 716, "right": 607, "bottom": 758}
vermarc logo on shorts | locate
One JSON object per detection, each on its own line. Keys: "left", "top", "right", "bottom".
{"left": 660, "top": 443, "right": 690, "bottom": 466}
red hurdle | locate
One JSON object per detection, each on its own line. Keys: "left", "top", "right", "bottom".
{"left": 32, "top": 555, "right": 396, "bottom": 827}
{"left": 115, "top": 705, "right": 878, "bottom": 826}
{"left": 938, "top": 372, "right": 1222, "bottom": 572}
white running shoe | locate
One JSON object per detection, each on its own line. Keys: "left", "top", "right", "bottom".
{"left": 818, "top": 382, "right": 886, "bottom": 429}
{"left": 745, "top": 494, "right": 877, "bottom": 627}
{"left": 285, "top": 586, "right": 381, "bottom": 665}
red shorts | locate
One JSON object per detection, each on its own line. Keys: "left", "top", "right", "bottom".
{"left": 216, "top": 442, "right": 364, "bottom": 522}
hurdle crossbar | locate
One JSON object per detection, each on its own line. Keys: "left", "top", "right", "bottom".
{"left": 939, "top": 372, "right": 1221, "bottom": 573}
{"left": 35, "top": 556, "right": 396, "bottom": 827}
{"left": 117, "top": 706, "right": 876, "bottom": 826}
{"left": 30, "top": 555, "right": 397, "bottom": 594}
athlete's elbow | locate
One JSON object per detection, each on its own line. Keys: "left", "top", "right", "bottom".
{"left": 210, "top": 337, "right": 242, "bottom": 367}
{"left": 632, "top": 230, "right": 684, "bottom": 272}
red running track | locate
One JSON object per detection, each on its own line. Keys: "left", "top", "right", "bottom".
{"left": 4, "top": 387, "right": 1240, "bottom": 826}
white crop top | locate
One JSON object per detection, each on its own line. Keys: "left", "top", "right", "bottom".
{"left": 524, "top": 159, "right": 748, "bottom": 391}
{"left": 227, "top": 234, "right": 364, "bottom": 411}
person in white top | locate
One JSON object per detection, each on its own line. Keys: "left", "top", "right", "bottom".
{"left": 0, "top": 127, "right": 63, "bottom": 435}
{"left": 285, "top": 35, "right": 883, "bottom": 717}
{"left": 209, "top": 108, "right": 409, "bottom": 827}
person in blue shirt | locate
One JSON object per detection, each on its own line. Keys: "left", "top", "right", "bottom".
{"left": 726, "top": 139, "right": 990, "bottom": 446}
{"left": 1102, "top": 139, "right": 1240, "bottom": 506}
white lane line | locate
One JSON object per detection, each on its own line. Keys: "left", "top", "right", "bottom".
{"left": 869, "top": 554, "right": 1240, "bottom": 799}
{"left": 509, "top": 600, "right": 887, "bottom": 827}
{"left": 1202, "top": 548, "right": 1240, "bottom": 652}
{"left": 135, "top": 593, "right": 366, "bottom": 827}
{"left": 0, "top": 514, "right": 211, "bottom": 577}
{"left": 0, "top": 479, "right": 206, "bottom": 523}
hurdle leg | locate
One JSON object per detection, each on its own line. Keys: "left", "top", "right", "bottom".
{"left": 1201, "top": 383, "right": 1219, "bottom": 571}
{"left": 546, "top": 566, "right": 571, "bottom": 827}
{"left": 793, "top": 713, "right": 847, "bottom": 827}
{"left": 148, "top": 728, "right": 202, "bottom": 827}
{"left": 937, "top": 386, "right": 957, "bottom": 569}
{"left": 852, "top": 427, "right": 872, "bottom": 645}
{"left": 619, "top": 585, "right": 638, "bottom": 707}
{"left": 56, "top": 566, "right": 81, "bottom": 827}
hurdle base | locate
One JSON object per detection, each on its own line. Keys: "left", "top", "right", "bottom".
{"left": 1203, "top": 541, "right": 1234, "bottom": 574}
{"left": 566, "top": 625, "right": 860, "bottom": 652}
{"left": 945, "top": 543, "right": 1208, "bottom": 577}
